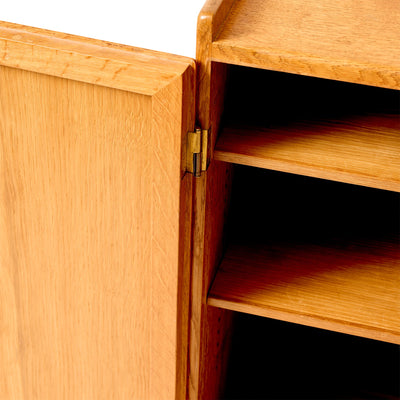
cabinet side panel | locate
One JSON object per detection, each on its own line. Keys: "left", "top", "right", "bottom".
{"left": 0, "top": 65, "right": 188, "bottom": 399}
{"left": 191, "top": 6, "right": 236, "bottom": 391}
{"left": 191, "top": 6, "right": 237, "bottom": 399}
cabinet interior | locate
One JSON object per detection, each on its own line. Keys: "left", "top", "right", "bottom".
{"left": 207, "top": 64, "right": 400, "bottom": 398}
{"left": 209, "top": 165, "right": 400, "bottom": 341}
{"left": 215, "top": 66, "right": 400, "bottom": 191}
{"left": 222, "top": 312, "right": 400, "bottom": 400}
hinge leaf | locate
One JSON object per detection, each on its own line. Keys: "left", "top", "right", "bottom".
{"left": 186, "top": 128, "right": 210, "bottom": 177}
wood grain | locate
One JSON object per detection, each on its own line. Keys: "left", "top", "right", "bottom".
{"left": 208, "top": 238, "right": 400, "bottom": 344}
{"left": 215, "top": 114, "right": 400, "bottom": 192}
{"left": 175, "top": 61, "right": 196, "bottom": 400}
{"left": 0, "top": 21, "right": 193, "bottom": 95}
{"left": 189, "top": 161, "right": 234, "bottom": 400}
{"left": 0, "top": 26, "right": 195, "bottom": 399}
{"left": 211, "top": 0, "right": 400, "bottom": 89}
{"left": 188, "top": 1, "right": 237, "bottom": 399}
{"left": 196, "top": 0, "right": 236, "bottom": 132}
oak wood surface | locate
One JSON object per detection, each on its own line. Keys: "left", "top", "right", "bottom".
{"left": 211, "top": 0, "right": 400, "bottom": 89}
{"left": 188, "top": 1, "right": 237, "bottom": 399}
{"left": 196, "top": 0, "right": 237, "bottom": 150}
{"left": 189, "top": 73, "right": 234, "bottom": 400}
{"left": 0, "top": 23, "right": 195, "bottom": 399}
{"left": 0, "top": 21, "right": 193, "bottom": 95}
{"left": 208, "top": 238, "right": 400, "bottom": 344}
{"left": 215, "top": 113, "right": 400, "bottom": 192}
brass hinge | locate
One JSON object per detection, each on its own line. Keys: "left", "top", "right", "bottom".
{"left": 186, "top": 128, "right": 210, "bottom": 177}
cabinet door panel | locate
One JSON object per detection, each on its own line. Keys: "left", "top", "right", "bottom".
{"left": 0, "top": 22, "right": 195, "bottom": 400}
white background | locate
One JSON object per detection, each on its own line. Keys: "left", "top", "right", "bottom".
{"left": 1, "top": 0, "right": 206, "bottom": 58}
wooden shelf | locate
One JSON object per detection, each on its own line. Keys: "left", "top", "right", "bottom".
{"left": 214, "top": 113, "right": 400, "bottom": 192}
{"left": 211, "top": 0, "right": 400, "bottom": 89}
{"left": 208, "top": 166, "right": 400, "bottom": 345}
{"left": 208, "top": 237, "right": 400, "bottom": 344}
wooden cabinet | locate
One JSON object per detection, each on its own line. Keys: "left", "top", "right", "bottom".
{"left": 192, "top": 0, "right": 400, "bottom": 398}
{"left": 0, "top": 0, "right": 399, "bottom": 398}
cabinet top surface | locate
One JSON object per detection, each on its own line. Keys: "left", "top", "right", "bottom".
{"left": 213, "top": 0, "right": 400, "bottom": 88}
{"left": 0, "top": 21, "right": 195, "bottom": 95}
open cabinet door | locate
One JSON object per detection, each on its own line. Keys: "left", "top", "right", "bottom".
{"left": 0, "top": 22, "right": 195, "bottom": 400}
